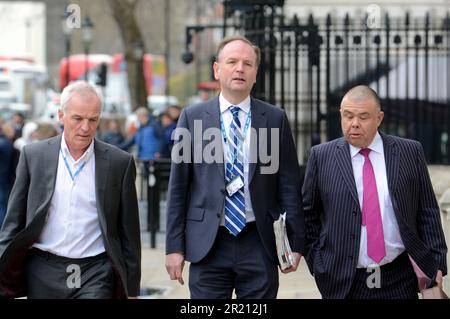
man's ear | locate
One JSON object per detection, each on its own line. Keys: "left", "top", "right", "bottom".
{"left": 213, "top": 62, "right": 219, "bottom": 80}
{"left": 58, "top": 108, "right": 65, "bottom": 124}
{"left": 377, "top": 111, "right": 384, "bottom": 126}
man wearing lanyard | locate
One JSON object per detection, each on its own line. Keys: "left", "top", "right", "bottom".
{"left": 165, "top": 36, "right": 305, "bottom": 298}
{"left": 0, "top": 81, "right": 141, "bottom": 299}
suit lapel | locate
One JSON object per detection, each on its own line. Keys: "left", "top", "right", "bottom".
{"left": 248, "top": 98, "right": 267, "bottom": 184}
{"left": 94, "top": 139, "right": 109, "bottom": 232}
{"left": 35, "top": 136, "right": 61, "bottom": 219}
{"left": 335, "top": 138, "right": 360, "bottom": 207}
{"left": 204, "top": 97, "right": 225, "bottom": 180}
{"left": 46, "top": 135, "right": 61, "bottom": 189}
{"left": 381, "top": 133, "right": 399, "bottom": 198}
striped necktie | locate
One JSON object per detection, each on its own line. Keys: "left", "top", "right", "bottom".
{"left": 224, "top": 106, "right": 246, "bottom": 235}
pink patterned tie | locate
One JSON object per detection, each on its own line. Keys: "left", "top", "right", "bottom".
{"left": 360, "top": 148, "right": 386, "bottom": 264}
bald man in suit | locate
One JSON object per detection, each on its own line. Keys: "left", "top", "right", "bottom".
{"left": 303, "top": 85, "right": 447, "bottom": 299}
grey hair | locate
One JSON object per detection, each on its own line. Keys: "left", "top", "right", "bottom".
{"left": 60, "top": 81, "right": 103, "bottom": 112}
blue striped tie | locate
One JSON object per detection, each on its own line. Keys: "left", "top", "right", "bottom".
{"left": 224, "top": 106, "right": 246, "bottom": 236}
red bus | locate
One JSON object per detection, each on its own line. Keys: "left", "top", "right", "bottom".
{"left": 59, "top": 53, "right": 167, "bottom": 115}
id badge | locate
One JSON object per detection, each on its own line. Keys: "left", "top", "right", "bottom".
{"left": 226, "top": 176, "right": 244, "bottom": 196}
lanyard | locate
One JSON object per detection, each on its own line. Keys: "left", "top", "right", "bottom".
{"left": 60, "top": 149, "right": 87, "bottom": 182}
{"left": 220, "top": 109, "right": 251, "bottom": 177}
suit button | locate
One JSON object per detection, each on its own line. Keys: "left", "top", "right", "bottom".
{"left": 350, "top": 234, "right": 355, "bottom": 239}
{"left": 352, "top": 211, "right": 357, "bottom": 216}
{"left": 216, "top": 213, "right": 221, "bottom": 218}
{"left": 348, "top": 256, "right": 353, "bottom": 260}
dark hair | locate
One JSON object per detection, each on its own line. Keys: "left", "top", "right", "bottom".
{"left": 216, "top": 35, "right": 261, "bottom": 67}
{"left": 13, "top": 112, "right": 25, "bottom": 119}
{"left": 343, "top": 85, "right": 381, "bottom": 110}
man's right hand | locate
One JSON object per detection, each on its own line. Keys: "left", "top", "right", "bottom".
{"left": 165, "top": 252, "right": 185, "bottom": 285}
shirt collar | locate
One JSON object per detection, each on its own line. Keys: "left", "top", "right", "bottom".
{"left": 349, "top": 131, "right": 383, "bottom": 158}
{"left": 61, "top": 132, "right": 95, "bottom": 164}
{"left": 219, "top": 92, "right": 251, "bottom": 114}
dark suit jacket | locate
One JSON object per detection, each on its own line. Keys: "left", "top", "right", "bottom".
{"left": 302, "top": 133, "right": 447, "bottom": 298}
{"left": 0, "top": 136, "right": 141, "bottom": 298}
{"left": 165, "top": 96, "right": 305, "bottom": 265}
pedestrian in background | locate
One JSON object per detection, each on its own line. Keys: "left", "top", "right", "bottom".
{"left": 158, "top": 111, "right": 176, "bottom": 159}
{"left": 120, "top": 107, "right": 161, "bottom": 160}
{"left": 101, "top": 118, "right": 125, "bottom": 147}
{"left": 0, "top": 123, "right": 15, "bottom": 228}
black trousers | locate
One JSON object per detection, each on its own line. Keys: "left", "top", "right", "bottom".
{"left": 189, "top": 222, "right": 279, "bottom": 299}
{"left": 26, "top": 248, "right": 114, "bottom": 299}
{"left": 346, "top": 252, "right": 419, "bottom": 299}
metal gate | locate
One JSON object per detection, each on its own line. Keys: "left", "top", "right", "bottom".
{"left": 184, "top": 1, "right": 450, "bottom": 164}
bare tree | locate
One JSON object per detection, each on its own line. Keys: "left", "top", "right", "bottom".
{"left": 108, "top": 0, "right": 146, "bottom": 111}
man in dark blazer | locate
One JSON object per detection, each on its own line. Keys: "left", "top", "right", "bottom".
{"left": 165, "top": 36, "right": 305, "bottom": 298}
{"left": 303, "top": 85, "right": 447, "bottom": 299}
{"left": 0, "top": 81, "right": 141, "bottom": 299}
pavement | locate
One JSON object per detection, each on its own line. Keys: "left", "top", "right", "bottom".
{"left": 135, "top": 168, "right": 450, "bottom": 299}
{"left": 137, "top": 185, "right": 321, "bottom": 299}
{"left": 139, "top": 240, "right": 322, "bottom": 299}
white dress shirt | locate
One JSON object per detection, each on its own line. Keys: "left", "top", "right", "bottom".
{"left": 350, "top": 132, "right": 405, "bottom": 267}
{"left": 219, "top": 93, "right": 255, "bottom": 224}
{"left": 33, "top": 133, "right": 105, "bottom": 258}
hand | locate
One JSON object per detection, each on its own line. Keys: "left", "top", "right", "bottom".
{"left": 128, "top": 296, "right": 138, "bottom": 299}
{"left": 280, "top": 252, "right": 302, "bottom": 274}
{"left": 165, "top": 252, "right": 185, "bottom": 285}
{"left": 435, "top": 270, "right": 443, "bottom": 288}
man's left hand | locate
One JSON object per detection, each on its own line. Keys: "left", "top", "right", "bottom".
{"left": 280, "top": 252, "right": 302, "bottom": 274}
{"left": 435, "top": 270, "right": 444, "bottom": 288}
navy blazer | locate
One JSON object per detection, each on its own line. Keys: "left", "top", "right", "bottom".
{"left": 165, "top": 96, "right": 305, "bottom": 265}
{"left": 302, "top": 133, "right": 447, "bottom": 299}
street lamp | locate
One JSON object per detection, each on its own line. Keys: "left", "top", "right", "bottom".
{"left": 133, "top": 41, "right": 144, "bottom": 108}
{"left": 61, "top": 9, "right": 73, "bottom": 89}
{"left": 82, "top": 15, "right": 94, "bottom": 81}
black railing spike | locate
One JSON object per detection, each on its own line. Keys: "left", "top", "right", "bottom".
{"left": 308, "top": 13, "right": 314, "bottom": 25}
{"left": 344, "top": 13, "right": 350, "bottom": 26}
{"left": 292, "top": 14, "right": 299, "bottom": 26}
